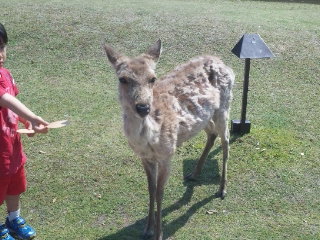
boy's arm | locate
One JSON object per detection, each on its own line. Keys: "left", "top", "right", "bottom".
{"left": 0, "top": 93, "right": 48, "bottom": 132}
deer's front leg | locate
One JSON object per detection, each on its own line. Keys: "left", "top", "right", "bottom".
{"left": 155, "top": 159, "right": 170, "bottom": 240}
{"left": 142, "top": 160, "right": 157, "bottom": 239}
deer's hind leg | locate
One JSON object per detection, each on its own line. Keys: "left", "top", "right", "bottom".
{"left": 185, "top": 120, "right": 217, "bottom": 181}
{"left": 215, "top": 112, "right": 230, "bottom": 199}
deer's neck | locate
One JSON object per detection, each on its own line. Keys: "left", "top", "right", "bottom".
{"left": 122, "top": 110, "right": 160, "bottom": 148}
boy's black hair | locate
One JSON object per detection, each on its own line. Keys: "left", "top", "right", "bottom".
{"left": 0, "top": 23, "right": 8, "bottom": 45}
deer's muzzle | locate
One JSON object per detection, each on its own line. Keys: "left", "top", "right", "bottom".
{"left": 136, "top": 104, "right": 150, "bottom": 117}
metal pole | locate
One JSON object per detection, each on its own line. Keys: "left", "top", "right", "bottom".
{"left": 241, "top": 58, "right": 250, "bottom": 126}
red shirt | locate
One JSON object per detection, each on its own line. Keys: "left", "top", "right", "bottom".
{"left": 0, "top": 67, "right": 26, "bottom": 176}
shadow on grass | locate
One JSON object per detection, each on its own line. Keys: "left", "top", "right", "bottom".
{"left": 248, "top": 0, "right": 319, "bottom": 4}
{"left": 99, "top": 135, "right": 240, "bottom": 240}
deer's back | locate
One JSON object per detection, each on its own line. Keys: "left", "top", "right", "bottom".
{"left": 152, "top": 56, "right": 234, "bottom": 145}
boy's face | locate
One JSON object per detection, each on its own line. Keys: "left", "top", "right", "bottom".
{"left": 0, "top": 45, "right": 6, "bottom": 68}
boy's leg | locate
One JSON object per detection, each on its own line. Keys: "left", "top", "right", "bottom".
{"left": 0, "top": 177, "right": 15, "bottom": 240}
{"left": 5, "top": 166, "right": 25, "bottom": 221}
{"left": 5, "top": 166, "right": 36, "bottom": 240}
{"left": 5, "top": 195, "right": 19, "bottom": 213}
{"left": 6, "top": 195, "right": 21, "bottom": 223}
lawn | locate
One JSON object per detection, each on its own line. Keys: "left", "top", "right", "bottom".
{"left": 1, "top": 0, "right": 319, "bottom": 239}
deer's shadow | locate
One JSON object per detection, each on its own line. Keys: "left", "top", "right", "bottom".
{"left": 99, "top": 136, "right": 240, "bottom": 240}
{"left": 252, "top": 0, "right": 319, "bottom": 4}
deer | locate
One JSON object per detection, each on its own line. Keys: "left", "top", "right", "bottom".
{"left": 104, "top": 40, "right": 235, "bottom": 240}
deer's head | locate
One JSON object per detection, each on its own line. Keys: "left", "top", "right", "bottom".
{"left": 104, "top": 40, "right": 162, "bottom": 118}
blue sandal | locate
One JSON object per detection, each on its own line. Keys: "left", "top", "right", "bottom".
{"left": 0, "top": 224, "right": 14, "bottom": 240}
{"left": 6, "top": 217, "right": 36, "bottom": 240}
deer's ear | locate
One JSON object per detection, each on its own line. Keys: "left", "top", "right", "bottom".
{"left": 104, "top": 44, "right": 122, "bottom": 67}
{"left": 147, "top": 39, "right": 162, "bottom": 62}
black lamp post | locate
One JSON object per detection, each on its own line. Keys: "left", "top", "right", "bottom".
{"left": 231, "top": 33, "right": 275, "bottom": 134}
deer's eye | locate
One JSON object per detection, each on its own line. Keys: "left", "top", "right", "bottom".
{"left": 149, "top": 77, "right": 156, "bottom": 84}
{"left": 119, "top": 77, "right": 128, "bottom": 84}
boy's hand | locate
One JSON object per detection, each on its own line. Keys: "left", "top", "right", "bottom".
{"left": 30, "top": 116, "right": 49, "bottom": 134}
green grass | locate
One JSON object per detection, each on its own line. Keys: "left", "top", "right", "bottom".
{"left": 1, "top": 0, "right": 320, "bottom": 239}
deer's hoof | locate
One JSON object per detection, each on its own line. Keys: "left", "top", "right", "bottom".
{"left": 216, "top": 189, "right": 227, "bottom": 199}
{"left": 185, "top": 173, "right": 197, "bottom": 182}
{"left": 155, "top": 232, "right": 163, "bottom": 240}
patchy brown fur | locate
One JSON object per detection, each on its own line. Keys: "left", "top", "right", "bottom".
{"left": 104, "top": 40, "right": 234, "bottom": 240}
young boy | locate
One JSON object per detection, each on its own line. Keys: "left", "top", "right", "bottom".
{"left": 0, "top": 23, "right": 49, "bottom": 240}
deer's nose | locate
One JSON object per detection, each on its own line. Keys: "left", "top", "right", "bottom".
{"left": 136, "top": 104, "right": 150, "bottom": 117}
